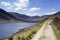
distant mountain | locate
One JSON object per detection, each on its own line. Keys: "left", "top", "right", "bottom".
{"left": 8, "top": 12, "right": 49, "bottom": 22}
{"left": 0, "top": 8, "right": 42, "bottom": 23}
{"left": 0, "top": 8, "right": 13, "bottom": 20}
{"left": 0, "top": 8, "right": 51, "bottom": 23}
{"left": 8, "top": 12, "right": 41, "bottom": 22}
{"left": 9, "top": 12, "right": 30, "bottom": 19}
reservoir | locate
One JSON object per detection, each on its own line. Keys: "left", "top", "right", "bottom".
{"left": 0, "top": 23, "right": 36, "bottom": 38}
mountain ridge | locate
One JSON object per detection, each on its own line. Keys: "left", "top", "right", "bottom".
{"left": 0, "top": 8, "right": 48, "bottom": 23}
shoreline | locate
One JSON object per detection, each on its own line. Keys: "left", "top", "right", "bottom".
{"left": 0, "top": 23, "right": 37, "bottom": 40}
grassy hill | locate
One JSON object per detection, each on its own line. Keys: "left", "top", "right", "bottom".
{"left": 49, "top": 12, "right": 60, "bottom": 40}
{"left": 51, "top": 17, "right": 60, "bottom": 40}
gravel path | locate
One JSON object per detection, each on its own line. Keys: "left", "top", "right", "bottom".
{"left": 31, "top": 21, "right": 57, "bottom": 40}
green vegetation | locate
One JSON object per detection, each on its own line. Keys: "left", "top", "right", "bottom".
{"left": 2, "top": 21, "right": 46, "bottom": 40}
{"left": 51, "top": 23, "right": 60, "bottom": 40}
{"left": 0, "top": 19, "right": 4, "bottom": 22}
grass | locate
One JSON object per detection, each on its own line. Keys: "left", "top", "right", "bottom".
{"left": 51, "top": 23, "right": 60, "bottom": 40}
{"left": 0, "top": 19, "right": 4, "bottom": 23}
{"left": 2, "top": 20, "right": 46, "bottom": 40}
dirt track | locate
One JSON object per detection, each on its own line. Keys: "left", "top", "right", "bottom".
{"left": 31, "top": 21, "right": 57, "bottom": 40}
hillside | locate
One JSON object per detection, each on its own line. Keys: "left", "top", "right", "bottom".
{"left": 47, "top": 12, "right": 60, "bottom": 40}
{"left": 49, "top": 12, "right": 60, "bottom": 19}
{"left": 51, "top": 17, "right": 60, "bottom": 40}
{"left": 0, "top": 8, "right": 49, "bottom": 23}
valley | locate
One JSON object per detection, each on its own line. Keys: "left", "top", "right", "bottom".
{"left": 0, "top": 8, "right": 60, "bottom": 40}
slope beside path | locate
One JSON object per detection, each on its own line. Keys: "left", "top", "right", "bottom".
{"left": 31, "top": 20, "right": 57, "bottom": 40}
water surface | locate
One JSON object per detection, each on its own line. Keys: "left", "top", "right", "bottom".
{"left": 0, "top": 22, "right": 36, "bottom": 38}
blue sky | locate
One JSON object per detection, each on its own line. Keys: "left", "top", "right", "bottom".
{"left": 0, "top": 0, "right": 60, "bottom": 16}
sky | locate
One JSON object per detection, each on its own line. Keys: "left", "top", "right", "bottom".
{"left": 0, "top": 0, "right": 60, "bottom": 16}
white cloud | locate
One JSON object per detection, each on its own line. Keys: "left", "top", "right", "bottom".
{"left": 1, "top": 0, "right": 41, "bottom": 16}
{"left": 46, "top": 11, "right": 57, "bottom": 15}
{"left": 1, "top": 2, "right": 11, "bottom": 6}
{"left": 29, "top": 7, "right": 40, "bottom": 11}
{"left": 13, "top": 0, "right": 29, "bottom": 11}
{"left": 1, "top": 0, "right": 29, "bottom": 11}
{"left": 1, "top": 2, "right": 14, "bottom": 9}
{"left": 25, "top": 7, "right": 41, "bottom": 16}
